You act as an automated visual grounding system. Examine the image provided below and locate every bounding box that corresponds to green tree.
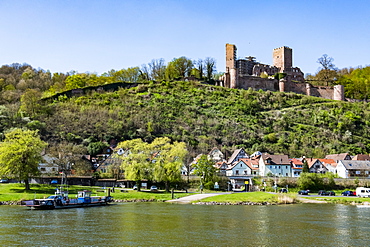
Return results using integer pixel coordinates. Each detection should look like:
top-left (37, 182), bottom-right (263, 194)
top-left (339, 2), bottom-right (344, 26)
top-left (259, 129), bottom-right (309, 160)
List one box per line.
top-left (167, 57), bottom-right (193, 79)
top-left (150, 137), bottom-right (187, 192)
top-left (20, 88), bottom-right (42, 117)
top-left (302, 159), bottom-right (309, 173)
top-left (297, 173), bottom-right (324, 191)
top-left (117, 139), bottom-right (152, 191)
top-left (0, 128), bottom-right (47, 190)
top-left (317, 54), bottom-right (338, 85)
top-left (193, 154), bottom-right (216, 187)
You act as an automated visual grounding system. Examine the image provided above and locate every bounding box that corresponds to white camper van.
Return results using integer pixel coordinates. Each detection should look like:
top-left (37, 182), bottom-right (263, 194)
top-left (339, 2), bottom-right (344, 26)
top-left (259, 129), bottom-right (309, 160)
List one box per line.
top-left (356, 187), bottom-right (370, 198)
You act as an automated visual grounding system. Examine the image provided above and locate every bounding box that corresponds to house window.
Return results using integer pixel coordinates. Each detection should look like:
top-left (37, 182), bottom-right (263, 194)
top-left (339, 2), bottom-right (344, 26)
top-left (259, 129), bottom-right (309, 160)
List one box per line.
top-left (366, 171), bottom-right (369, 175)
top-left (40, 168), bottom-right (46, 172)
top-left (356, 171), bottom-right (361, 175)
top-left (52, 168), bottom-right (56, 171)
top-left (241, 164), bottom-right (242, 167)
top-left (279, 166), bottom-right (281, 169)
top-left (236, 170), bottom-right (239, 175)
top-left (286, 173), bottom-right (288, 176)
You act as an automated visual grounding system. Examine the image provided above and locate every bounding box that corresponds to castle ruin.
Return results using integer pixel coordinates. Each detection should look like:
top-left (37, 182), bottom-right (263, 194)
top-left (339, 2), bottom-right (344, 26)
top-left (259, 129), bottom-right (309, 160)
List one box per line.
top-left (220, 43), bottom-right (344, 101)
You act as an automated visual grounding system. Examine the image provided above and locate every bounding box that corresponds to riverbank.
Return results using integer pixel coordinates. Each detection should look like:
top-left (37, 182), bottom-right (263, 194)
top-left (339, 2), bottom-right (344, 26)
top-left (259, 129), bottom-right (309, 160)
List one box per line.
top-left (2, 184), bottom-right (370, 206)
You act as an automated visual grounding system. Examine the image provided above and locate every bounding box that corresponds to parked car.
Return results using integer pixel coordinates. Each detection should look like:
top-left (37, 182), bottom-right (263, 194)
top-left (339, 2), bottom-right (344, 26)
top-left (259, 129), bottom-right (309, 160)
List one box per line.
top-left (327, 191), bottom-right (336, 196)
top-left (133, 185), bottom-right (138, 190)
top-left (318, 190), bottom-right (335, 196)
top-left (341, 190), bottom-right (355, 196)
top-left (298, 190), bottom-right (309, 195)
top-left (150, 186), bottom-right (158, 192)
top-left (318, 190), bottom-right (328, 195)
top-left (279, 188), bottom-right (288, 193)
top-left (0, 179), bottom-right (9, 183)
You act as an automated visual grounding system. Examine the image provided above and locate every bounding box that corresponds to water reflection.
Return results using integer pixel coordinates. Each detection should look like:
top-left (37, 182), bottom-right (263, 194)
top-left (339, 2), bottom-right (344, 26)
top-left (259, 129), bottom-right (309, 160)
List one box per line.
top-left (0, 203), bottom-right (369, 246)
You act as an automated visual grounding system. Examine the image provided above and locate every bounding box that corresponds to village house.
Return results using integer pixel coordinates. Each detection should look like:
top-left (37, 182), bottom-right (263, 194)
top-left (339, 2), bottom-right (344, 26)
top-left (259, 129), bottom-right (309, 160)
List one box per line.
top-left (319, 159), bottom-right (337, 174)
top-left (214, 160), bottom-right (228, 176)
top-left (337, 160), bottom-right (370, 178)
top-left (208, 147), bottom-right (225, 163)
top-left (325, 153), bottom-right (351, 163)
top-left (290, 158), bottom-right (303, 177)
top-left (38, 154), bottom-right (59, 175)
top-left (352, 154), bottom-right (370, 161)
top-left (259, 154), bottom-right (291, 177)
top-left (226, 158), bottom-right (254, 190)
top-left (307, 158), bottom-right (328, 174)
top-left (227, 148), bottom-right (249, 165)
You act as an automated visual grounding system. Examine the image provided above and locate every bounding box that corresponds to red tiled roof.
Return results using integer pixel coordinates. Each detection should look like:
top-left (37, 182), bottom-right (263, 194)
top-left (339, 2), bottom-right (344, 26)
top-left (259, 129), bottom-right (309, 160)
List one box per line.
top-left (290, 158), bottom-right (303, 165)
top-left (239, 158), bottom-right (259, 170)
top-left (318, 159), bottom-right (337, 167)
top-left (306, 158), bottom-right (320, 168)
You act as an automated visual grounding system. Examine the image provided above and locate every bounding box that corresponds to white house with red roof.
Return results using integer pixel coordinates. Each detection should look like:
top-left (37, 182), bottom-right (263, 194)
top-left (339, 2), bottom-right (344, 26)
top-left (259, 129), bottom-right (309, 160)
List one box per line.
top-left (290, 158), bottom-right (303, 177)
top-left (319, 159), bottom-right (337, 174)
top-left (307, 158), bottom-right (328, 174)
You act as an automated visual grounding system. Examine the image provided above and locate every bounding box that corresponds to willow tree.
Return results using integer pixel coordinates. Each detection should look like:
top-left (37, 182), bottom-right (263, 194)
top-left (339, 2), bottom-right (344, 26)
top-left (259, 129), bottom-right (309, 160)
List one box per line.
top-left (117, 138), bottom-right (152, 191)
top-left (0, 128), bottom-right (47, 190)
top-left (117, 137), bottom-right (187, 192)
top-left (150, 137), bottom-right (187, 192)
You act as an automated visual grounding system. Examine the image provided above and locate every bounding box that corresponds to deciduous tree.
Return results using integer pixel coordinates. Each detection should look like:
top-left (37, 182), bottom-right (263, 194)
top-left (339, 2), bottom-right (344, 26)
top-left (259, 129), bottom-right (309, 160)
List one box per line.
top-left (150, 137), bottom-right (187, 192)
top-left (0, 128), bottom-right (47, 190)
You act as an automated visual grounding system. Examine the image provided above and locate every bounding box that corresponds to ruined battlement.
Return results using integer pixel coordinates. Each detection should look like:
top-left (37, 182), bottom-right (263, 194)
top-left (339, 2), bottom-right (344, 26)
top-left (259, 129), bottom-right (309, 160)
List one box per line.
top-left (222, 43), bottom-right (344, 101)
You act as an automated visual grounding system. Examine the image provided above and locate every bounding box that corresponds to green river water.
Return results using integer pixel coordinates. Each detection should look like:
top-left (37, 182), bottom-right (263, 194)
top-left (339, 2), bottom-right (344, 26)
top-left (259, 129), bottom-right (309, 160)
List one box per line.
top-left (0, 203), bottom-right (369, 246)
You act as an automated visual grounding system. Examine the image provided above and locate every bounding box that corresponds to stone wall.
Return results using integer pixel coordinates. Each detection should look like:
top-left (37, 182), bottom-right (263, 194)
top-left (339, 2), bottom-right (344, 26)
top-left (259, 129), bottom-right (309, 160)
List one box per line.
top-left (310, 86), bottom-right (336, 100)
top-left (237, 75), bottom-right (278, 91)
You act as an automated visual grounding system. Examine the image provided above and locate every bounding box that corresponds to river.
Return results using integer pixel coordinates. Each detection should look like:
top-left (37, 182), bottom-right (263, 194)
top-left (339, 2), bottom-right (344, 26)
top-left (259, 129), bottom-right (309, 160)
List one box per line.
top-left (0, 203), bottom-right (369, 246)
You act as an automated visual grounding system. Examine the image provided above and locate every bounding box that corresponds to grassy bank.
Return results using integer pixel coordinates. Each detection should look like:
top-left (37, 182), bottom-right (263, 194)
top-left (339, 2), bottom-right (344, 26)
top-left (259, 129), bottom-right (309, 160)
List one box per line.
top-left (197, 192), bottom-right (286, 204)
top-left (0, 183), bottom-right (192, 203)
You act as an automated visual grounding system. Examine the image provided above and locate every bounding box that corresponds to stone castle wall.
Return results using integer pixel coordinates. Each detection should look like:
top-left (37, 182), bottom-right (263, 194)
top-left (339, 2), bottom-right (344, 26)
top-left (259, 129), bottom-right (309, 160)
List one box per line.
top-left (237, 76), bottom-right (278, 91)
top-left (236, 76), bottom-right (339, 100)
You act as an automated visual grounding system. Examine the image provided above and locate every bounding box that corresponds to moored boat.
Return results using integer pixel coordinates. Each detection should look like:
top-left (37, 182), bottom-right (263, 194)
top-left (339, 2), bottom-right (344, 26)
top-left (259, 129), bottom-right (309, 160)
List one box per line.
top-left (21, 189), bottom-right (113, 210)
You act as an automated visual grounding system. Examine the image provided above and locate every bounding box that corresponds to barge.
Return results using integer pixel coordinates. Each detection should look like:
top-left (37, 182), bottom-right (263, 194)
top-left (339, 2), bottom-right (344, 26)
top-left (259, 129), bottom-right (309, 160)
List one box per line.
top-left (21, 189), bottom-right (113, 210)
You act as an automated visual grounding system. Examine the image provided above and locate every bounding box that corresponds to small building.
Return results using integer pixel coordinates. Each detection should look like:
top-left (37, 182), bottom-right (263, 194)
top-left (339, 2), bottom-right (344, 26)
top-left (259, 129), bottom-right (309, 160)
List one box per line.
top-left (325, 153), bottom-right (351, 163)
top-left (227, 148), bottom-right (249, 165)
top-left (337, 160), bottom-right (370, 178)
top-left (319, 159), bottom-right (337, 174)
top-left (352, 154), bottom-right (370, 161)
top-left (38, 154), bottom-right (59, 175)
top-left (208, 147), bottom-right (225, 163)
top-left (307, 158), bottom-right (328, 174)
top-left (290, 158), bottom-right (303, 177)
top-left (259, 154), bottom-right (291, 177)
top-left (214, 160), bottom-right (228, 176)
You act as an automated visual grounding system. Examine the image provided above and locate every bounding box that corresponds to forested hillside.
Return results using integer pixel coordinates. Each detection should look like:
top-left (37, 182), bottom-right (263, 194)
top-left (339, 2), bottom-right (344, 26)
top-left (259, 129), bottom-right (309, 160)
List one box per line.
top-left (27, 80), bottom-right (370, 159)
top-left (1, 62), bottom-right (370, 160)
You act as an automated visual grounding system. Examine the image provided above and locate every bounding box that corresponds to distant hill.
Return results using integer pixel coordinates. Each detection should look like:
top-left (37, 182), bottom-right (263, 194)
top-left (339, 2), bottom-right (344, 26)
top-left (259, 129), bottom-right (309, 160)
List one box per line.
top-left (35, 80), bottom-right (370, 158)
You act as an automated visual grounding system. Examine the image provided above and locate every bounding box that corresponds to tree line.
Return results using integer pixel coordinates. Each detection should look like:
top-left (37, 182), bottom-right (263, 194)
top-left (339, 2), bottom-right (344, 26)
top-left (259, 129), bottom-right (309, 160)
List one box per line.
top-left (306, 54), bottom-right (370, 100)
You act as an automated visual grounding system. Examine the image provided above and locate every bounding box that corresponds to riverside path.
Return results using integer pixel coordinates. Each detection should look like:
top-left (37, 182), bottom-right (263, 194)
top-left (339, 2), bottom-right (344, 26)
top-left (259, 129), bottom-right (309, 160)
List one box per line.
top-left (167, 193), bottom-right (231, 204)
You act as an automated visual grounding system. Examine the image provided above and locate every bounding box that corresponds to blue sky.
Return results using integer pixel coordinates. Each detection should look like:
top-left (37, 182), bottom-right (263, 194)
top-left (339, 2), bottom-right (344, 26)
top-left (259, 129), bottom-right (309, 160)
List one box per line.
top-left (1, 0), bottom-right (369, 76)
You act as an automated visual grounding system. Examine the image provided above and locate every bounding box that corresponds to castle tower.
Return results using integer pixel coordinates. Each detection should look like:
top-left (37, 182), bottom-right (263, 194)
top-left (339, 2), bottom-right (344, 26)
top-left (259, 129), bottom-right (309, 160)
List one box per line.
top-left (225, 44), bottom-right (238, 88)
top-left (273, 46), bottom-right (293, 73)
top-left (226, 43), bottom-right (237, 70)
